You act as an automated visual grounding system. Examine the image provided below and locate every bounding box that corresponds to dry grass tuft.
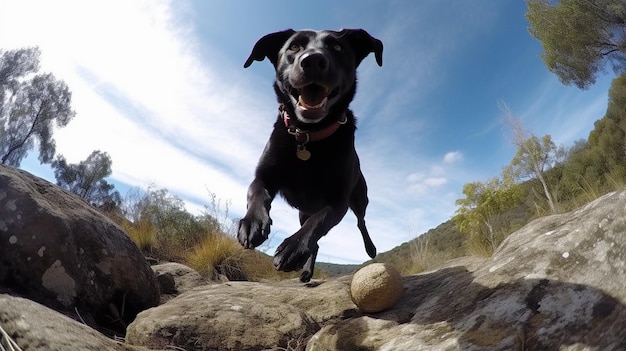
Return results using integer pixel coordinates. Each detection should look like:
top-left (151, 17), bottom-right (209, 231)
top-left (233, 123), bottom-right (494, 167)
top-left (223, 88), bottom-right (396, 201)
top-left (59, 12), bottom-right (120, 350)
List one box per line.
top-left (405, 238), bottom-right (455, 274)
top-left (121, 220), bottom-right (157, 253)
top-left (186, 233), bottom-right (250, 280)
top-left (185, 233), bottom-right (309, 281)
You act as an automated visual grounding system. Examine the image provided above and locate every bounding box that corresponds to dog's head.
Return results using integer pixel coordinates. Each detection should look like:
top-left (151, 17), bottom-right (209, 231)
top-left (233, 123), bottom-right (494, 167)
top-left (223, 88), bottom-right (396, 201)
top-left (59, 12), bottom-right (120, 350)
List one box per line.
top-left (245, 29), bottom-right (383, 123)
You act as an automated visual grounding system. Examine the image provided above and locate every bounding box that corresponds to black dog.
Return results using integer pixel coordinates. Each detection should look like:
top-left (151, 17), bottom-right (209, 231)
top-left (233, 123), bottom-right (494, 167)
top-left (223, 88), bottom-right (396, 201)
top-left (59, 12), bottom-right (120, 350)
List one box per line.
top-left (238, 29), bottom-right (383, 282)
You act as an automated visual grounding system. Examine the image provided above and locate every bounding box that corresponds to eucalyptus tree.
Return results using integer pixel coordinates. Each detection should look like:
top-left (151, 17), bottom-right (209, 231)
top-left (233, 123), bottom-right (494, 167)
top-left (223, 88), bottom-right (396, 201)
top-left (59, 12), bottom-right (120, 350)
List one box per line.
top-left (526, 0), bottom-right (626, 89)
top-left (52, 150), bottom-right (121, 209)
top-left (0, 47), bottom-right (75, 166)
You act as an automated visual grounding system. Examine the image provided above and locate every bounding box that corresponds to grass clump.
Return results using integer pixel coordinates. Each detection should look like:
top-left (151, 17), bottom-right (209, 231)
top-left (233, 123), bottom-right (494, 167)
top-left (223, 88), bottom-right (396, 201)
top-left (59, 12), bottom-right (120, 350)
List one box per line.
top-left (185, 232), bottom-right (304, 281)
top-left (120, 219), bottom-right (157, 254)
top-left (186, 232), bottom-right (250, 281)
top-left (405, 237), bottom-right (455, 274)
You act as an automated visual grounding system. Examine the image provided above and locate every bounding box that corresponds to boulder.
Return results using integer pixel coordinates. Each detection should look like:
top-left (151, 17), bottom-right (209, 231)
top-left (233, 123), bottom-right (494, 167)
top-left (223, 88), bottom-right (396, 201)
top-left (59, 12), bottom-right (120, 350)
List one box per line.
top-left (151, 262), bottom-right (207, 302)
top-left (0, 165), bottom-right (159, 333)
top-left (0, 294), bottom-right (148, 351)
top-left (126, 279), bottom-right (355, 350)
top-left (308, 189), bottom-right (626, 350)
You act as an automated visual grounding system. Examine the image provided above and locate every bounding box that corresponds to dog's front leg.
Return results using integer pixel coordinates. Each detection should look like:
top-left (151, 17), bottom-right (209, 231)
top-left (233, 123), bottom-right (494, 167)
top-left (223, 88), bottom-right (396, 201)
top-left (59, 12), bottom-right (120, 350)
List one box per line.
top-left (274, 205), bottom-right (348, 282)
top-left (238, 178), bottom-right (275, 249)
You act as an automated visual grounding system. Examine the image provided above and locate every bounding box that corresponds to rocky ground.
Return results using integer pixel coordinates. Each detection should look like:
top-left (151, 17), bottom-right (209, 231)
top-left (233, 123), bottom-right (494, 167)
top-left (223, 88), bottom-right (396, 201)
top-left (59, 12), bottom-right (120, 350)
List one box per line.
top-left (2, 165), bottom-right (626, 350)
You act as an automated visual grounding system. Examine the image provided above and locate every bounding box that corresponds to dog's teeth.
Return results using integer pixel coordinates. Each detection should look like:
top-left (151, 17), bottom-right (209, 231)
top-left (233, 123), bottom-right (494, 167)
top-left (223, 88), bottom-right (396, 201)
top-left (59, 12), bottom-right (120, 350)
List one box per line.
top-left (298, 96), bottom-right (327, 109)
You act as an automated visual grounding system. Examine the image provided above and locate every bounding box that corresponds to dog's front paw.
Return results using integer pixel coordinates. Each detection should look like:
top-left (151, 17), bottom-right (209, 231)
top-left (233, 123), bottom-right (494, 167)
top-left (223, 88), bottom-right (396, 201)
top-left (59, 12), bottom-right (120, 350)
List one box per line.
top-left (274, 236), bottom-right (317, 282)
top-left (238, 209), bottom-right (271, 249)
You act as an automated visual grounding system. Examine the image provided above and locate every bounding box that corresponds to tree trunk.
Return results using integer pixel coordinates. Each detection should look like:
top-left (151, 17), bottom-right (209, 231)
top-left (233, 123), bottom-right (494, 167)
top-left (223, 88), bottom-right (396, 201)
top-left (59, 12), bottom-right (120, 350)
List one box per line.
top-left (536, 170), bottom-right (556, 213)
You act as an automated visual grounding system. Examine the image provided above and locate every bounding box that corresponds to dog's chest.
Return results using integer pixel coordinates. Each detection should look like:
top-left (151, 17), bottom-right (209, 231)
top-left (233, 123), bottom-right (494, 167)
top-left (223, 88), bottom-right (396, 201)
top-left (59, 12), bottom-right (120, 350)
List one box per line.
top-left (277, 148), bottom-right (355, 209)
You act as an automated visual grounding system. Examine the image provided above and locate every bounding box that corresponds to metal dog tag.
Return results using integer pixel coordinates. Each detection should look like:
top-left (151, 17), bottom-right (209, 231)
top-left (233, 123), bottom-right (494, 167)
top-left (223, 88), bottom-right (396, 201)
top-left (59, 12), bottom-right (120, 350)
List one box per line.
top-left (296, 145), bottom-right (311, 161)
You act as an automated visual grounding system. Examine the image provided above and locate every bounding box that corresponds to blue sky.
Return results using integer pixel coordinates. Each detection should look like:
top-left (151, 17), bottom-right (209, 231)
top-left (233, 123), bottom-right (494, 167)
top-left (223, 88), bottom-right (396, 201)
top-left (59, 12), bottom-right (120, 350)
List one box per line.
top-left (1, 1), bottom-right (614, 264)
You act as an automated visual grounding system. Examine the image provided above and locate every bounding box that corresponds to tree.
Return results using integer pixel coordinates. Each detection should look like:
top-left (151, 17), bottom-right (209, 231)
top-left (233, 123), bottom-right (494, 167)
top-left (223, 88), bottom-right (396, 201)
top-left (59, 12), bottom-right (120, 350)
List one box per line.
top-left (506, 134), bottom-right (564, 213)
top-left (120, 186), bottom-right (228, 259)
top-left (526, 0), bottom-right (626, 89)
top-left (52, 150), bottom-right (121, 210)
top-left (558, 74), bottom-right (626, 196)
top-left (0, 47), bottom-right (75, 166)
top-left (501, 103), bottom-right (564, 213)
top-left (453, 177), bottom-right (524, 254)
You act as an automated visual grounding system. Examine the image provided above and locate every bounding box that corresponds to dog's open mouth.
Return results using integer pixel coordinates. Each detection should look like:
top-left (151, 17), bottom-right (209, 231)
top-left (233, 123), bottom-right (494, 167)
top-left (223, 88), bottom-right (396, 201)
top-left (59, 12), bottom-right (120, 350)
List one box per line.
top-left (298, 84), bottom-right (329, 109)
top-left (293, 84), bottom-right (336, 122)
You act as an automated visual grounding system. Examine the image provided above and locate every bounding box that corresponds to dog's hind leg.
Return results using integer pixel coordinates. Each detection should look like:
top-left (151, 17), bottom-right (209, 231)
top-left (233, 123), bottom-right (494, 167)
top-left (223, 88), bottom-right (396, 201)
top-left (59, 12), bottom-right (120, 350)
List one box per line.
top-left (299, 211), bottom-right (311, 225)
top-left (350, 173), bottom-right (377, 258)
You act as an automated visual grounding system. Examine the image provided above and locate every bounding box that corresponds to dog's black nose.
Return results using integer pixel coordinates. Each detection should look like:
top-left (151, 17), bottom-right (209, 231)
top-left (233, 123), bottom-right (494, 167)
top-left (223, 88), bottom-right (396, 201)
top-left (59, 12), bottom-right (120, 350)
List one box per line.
top-left (300, 52), bottom-right (328, 74)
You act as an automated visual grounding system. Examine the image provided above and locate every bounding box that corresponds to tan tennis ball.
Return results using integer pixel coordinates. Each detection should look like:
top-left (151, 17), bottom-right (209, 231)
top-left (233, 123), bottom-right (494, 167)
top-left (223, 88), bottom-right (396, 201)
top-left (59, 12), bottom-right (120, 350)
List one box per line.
top-left (350, 263), bottom-right (404, 313)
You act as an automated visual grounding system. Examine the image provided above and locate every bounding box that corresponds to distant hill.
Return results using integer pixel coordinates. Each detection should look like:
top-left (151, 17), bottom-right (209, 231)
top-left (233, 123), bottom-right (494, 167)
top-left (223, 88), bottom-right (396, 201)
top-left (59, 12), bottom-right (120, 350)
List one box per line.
top-left (369, 187), bottom-right (535, 274)
top-left (369, 220), bottom-right (465, 273)
top-left (315, 262), bottom-right (362, 276)
top-left (313, 221), bottom-right (466, 277)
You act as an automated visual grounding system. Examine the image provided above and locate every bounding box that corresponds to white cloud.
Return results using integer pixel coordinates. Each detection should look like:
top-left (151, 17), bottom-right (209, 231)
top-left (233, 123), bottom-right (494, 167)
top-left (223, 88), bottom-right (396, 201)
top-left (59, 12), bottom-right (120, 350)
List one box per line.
top-left (4, 1), bottom-right (566, 266)
top-left (0, 0), bottom-right (268, 217)
top-left (444, 151), bottom-right (463, 163)
top-left (406, 167), bottom-right (448, 195)
top-left (2, 0), bottom-right (408, 264)
top-left (406, 172), bottom-right (425, 183)
top-left (408, 177), bottom-right (447, 194)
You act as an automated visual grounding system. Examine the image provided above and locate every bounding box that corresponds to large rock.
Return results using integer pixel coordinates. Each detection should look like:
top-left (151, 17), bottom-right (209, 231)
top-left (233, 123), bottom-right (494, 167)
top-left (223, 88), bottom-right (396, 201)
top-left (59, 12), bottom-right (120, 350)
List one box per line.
top-left (308, 189), bottom-right (626, 350)
top-left (151, 262), bottom-right (207, 303)
top-left (0, 294), bottom-right (148, 351)
top-left (0, 166), bottom-right (159, 333)
top-left (126, 279), bottom-right (354, 350)
top-left (127, 189), bottom-right (626, 350)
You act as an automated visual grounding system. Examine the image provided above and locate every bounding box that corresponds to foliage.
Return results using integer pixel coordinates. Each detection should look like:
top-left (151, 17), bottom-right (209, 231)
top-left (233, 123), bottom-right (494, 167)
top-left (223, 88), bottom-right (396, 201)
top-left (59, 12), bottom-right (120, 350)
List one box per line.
top-left (0, 47), bottom-right (75, 166)
top-left (119, 186), bottom-right (218, 260)
top-left (52, 150), bottom-right (121, 210)
top-left (505, 133), bottom-right (564, 213)
top-left (557, 74), bottom-right (626, 206)
top-left (501, 103), bottom-right (565, 214)
top-left (526, 0), bottom-right (626, 89)
top-left (114, 186), bottom-right (331, 280)
top-left (506, 135), bottom-right (564, 181)
top-left (453, 177), bottom-right (525, 256)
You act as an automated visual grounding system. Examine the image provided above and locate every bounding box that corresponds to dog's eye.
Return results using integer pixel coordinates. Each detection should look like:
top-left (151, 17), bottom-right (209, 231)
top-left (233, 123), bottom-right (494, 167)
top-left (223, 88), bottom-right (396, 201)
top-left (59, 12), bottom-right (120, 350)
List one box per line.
top-left (289, 44), bottom-right (301, 53)
top-left (333, 44), bottom-right (342, 52)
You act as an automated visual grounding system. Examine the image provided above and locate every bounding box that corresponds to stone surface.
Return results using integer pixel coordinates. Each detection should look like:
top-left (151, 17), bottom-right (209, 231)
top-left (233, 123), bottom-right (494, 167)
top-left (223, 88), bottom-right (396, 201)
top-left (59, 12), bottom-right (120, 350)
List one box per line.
top-left (0, 294), bottom-right (147, 351)
top-left (350, 263), bottom-right (403, 313)
top-left (126, 279), bottom-right (355, 350)
top-left (5, 163), bottom-right (626, 350)
top-left (130, 189), bottom-right (626, 350)
top-left (307, 189), bottom-right (626, 350)
top-left (0, 165), bottom-right (159, 332)
top-left (151, 262), bottom-right (207, 302)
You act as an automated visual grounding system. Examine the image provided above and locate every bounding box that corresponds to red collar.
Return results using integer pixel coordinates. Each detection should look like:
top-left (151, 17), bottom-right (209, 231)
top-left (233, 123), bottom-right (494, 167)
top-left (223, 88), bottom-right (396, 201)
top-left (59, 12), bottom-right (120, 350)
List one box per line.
top-left (279, 104), bottom-right (346, 144)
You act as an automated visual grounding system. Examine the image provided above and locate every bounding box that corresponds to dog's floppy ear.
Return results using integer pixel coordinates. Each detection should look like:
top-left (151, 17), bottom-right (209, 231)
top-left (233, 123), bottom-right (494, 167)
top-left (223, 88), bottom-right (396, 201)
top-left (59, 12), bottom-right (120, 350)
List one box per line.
top-left (244, 29), bottom-right (296, 68)
top-left (339, 29), bottom-right (383, 68)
